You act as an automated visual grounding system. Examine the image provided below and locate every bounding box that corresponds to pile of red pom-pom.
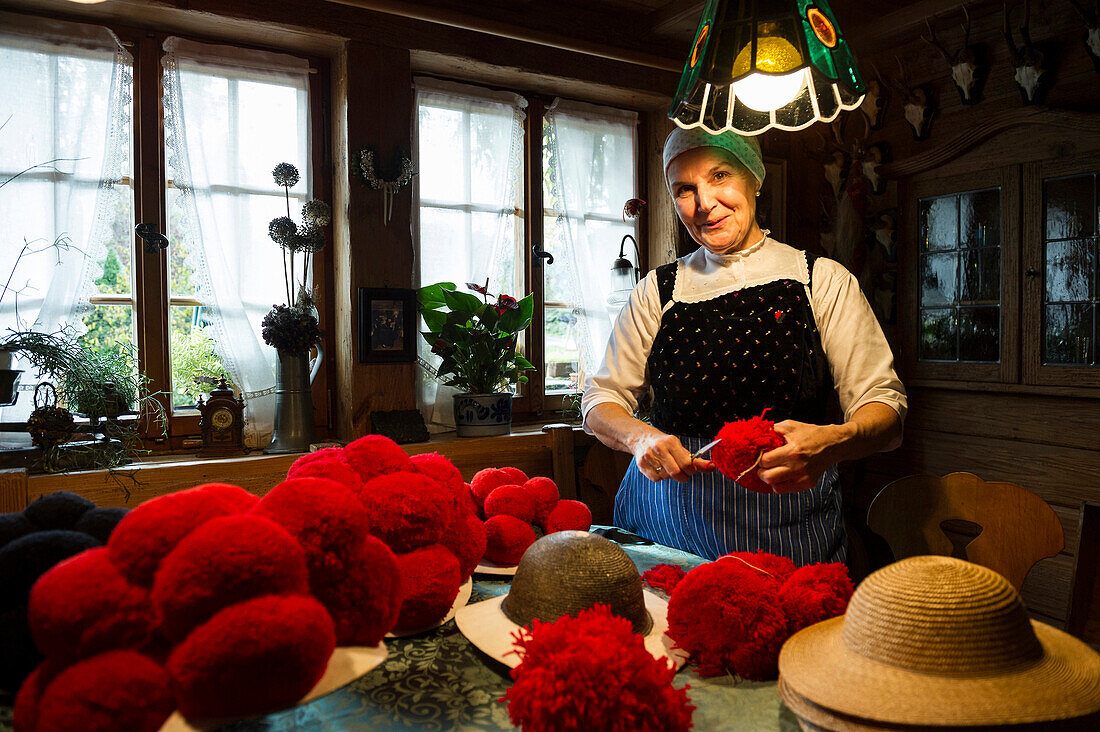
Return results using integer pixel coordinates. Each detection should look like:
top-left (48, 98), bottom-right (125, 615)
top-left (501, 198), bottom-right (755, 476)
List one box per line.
top-left (469, 467), bottom-right (592, 565)
top-left (710, 411), bottom-right (786, 493)
top-left (286, 435), bottom-right (484, 633)
top-left (503, 604), bottom-right (694, 731)
top-left (665, 552), bottom-right (853, 680)
top-left (14, 431), bottom-right (475, 730)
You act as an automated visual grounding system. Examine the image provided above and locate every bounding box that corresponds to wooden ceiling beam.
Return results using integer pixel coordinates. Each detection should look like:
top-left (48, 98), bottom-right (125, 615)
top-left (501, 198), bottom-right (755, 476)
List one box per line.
top-left (645, 0), bottom-right (704, 38)
top-left (322, 0), bottom-right (681, 71)
top-left (846, 0), bottom-right (999, 53)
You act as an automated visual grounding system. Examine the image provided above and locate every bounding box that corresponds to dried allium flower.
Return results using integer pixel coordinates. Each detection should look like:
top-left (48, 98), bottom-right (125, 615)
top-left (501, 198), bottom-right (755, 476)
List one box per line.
top-left (301, 199), bottom-right (331, 227)
top-left (272, 162), bottom-right (300, 188)
top-left (268, 216), bottom-right (298, 245)
top-left (261, 304), bottom-right (322, 354)
top-left (286, 225), bottom-right (325, 253)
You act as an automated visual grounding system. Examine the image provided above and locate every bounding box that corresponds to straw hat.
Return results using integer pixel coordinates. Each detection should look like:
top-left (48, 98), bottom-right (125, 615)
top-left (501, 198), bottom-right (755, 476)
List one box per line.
top-left (454, 530), bottom-right (686, 669)
top-left (779, 556), bottom-right (1100, 728)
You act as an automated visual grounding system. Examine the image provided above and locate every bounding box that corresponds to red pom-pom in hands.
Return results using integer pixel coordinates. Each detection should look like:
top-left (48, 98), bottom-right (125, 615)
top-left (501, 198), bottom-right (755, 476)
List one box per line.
top-left (710, 412), bottom-right (786, 493)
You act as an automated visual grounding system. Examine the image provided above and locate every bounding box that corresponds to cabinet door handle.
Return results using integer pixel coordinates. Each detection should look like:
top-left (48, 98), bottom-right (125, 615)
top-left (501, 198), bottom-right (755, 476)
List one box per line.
top-left (1025, 267), bottom-right (1039, 279)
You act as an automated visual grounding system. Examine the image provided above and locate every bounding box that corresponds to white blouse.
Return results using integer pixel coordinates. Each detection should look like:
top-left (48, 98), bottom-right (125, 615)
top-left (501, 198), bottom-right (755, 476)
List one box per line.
top-left (580, 236), bottom-right (907, 432)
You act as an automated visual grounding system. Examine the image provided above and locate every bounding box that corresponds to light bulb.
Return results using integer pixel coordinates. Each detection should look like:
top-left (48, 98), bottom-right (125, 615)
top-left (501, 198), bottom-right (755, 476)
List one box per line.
top-left (730, 68), bottom-right (808, 112)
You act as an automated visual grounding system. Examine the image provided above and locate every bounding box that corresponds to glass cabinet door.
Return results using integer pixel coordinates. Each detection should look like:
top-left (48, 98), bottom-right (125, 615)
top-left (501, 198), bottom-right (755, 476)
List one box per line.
top-left (1024, 153), bottom-right (1100, 388)
top-left (905, 167), bottom-right (1019, 383)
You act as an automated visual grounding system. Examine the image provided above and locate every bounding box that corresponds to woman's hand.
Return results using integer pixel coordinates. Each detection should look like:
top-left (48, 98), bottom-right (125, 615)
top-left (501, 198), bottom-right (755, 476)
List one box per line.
top-left (756, 420), bottom-right (843, 493)
top-left (631, 428), bottom-right (715, 483)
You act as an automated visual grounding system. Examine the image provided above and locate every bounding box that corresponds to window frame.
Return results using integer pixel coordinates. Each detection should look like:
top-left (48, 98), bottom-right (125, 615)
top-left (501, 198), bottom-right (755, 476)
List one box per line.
top-left (108, 27), bottom-right (334, 448)
top-left (1022, 149), bottom-right (1100, 389)
top-left (417, 82), bottom-right (647, 418)
top-left (901, 165), bottom-right (1021, 384)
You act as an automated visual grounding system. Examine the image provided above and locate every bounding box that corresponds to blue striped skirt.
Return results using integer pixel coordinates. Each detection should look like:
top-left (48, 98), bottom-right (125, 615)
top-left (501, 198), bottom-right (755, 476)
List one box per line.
top-left (613, 435), bottom-right (846, 565)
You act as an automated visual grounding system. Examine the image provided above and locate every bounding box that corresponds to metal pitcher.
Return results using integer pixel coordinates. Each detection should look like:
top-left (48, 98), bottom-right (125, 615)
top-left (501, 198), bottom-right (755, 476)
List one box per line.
top-left (264, 343), bottom-right (324, 454)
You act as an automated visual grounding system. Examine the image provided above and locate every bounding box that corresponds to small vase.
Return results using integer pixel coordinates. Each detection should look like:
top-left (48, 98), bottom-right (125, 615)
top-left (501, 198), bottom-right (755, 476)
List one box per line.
top-left (453, 392), bottom-right (512, 438)
top-left (265, 345), bottom-right (323, 454)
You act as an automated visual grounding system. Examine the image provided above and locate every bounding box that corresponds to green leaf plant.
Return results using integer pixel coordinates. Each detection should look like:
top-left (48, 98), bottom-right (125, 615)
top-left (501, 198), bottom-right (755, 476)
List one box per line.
top-left (418, 280), bottom-right (535, 395)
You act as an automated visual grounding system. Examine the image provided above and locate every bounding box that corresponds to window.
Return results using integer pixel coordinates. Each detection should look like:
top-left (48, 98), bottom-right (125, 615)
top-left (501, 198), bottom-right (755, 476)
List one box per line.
top-left (0, 16), bottom-right (326, 447)
top-left (904, 150), bottom-right (1100, 389)
top-left (415, 78), bottom-right (640, 424)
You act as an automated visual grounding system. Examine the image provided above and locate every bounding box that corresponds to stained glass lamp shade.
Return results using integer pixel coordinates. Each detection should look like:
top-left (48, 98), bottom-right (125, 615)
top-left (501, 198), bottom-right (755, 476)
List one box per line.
top-left (670, 0), bottom-right (865, 135)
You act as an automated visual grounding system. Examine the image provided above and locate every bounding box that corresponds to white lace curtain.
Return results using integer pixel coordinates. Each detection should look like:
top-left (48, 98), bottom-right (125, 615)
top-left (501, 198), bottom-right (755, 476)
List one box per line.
top-left (414, 77), bottom-right (526, 432)
top-left (162, 37), bottom-right (312, 446)
top-left (543, 99), bottom-right (639, 385)
top-left (0, 15), bottom-right (131, 440)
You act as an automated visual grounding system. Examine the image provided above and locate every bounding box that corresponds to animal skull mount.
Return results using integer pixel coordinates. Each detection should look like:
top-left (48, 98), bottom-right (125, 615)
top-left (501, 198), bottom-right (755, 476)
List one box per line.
top-left (923, 6), bottom-right (987, 105)
top-left (859, 77), bottom-right (889, 130)
top-left (1004, 1), bottom-right (1049, 105)
top-left (1067, 0), bottom-right (1100, 72)
top-left (887, 57), bottom-right (936, 141)
top-left (862, 142), bottom-right (890, 197)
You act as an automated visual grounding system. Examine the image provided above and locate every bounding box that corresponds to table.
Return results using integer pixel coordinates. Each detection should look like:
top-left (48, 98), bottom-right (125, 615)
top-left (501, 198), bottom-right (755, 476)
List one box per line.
top-left (219, 538), bottom-right (801, 732)
top-left (0, 537), bottom-right (801, 732)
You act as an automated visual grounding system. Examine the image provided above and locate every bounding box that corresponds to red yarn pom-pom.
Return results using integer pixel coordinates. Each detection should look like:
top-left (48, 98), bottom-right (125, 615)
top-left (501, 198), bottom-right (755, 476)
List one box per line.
top-left (666, 556), bottom-right (789, 680)
top-left (484, 484), bottom-right (537, 524)
top-left (483, 514), bottom-right (537, 565)
top-left (440, 508), bottom-right (487, 580)
top-left (469, 468), bottom-right (515, 512)
top-left (409, 452), bottom-right (467, 514)
top-left (286, 449), bottom-right (363, 494)
top-left (29, 547), bottom-right (157, 664)
top-left (151, 515), bottom-right (309, 644)
top-left (358, 472), bottom-right (454, 553)
top-left (523, 477), bottom-right (559, 525)
top-left (194, 483), bottom-right (259, 513)
top-left (342, 434), bottom-right (413, 482)
top-left (711, 413), bottom-right (786, 493)
top-left (498, 467), bottom-right (529, 485)
top-left (778, 562), bottom-right (853, 634)
top-left (392, 544), bottom-right (462, 633)
top-left (504, 604), bottom-right (694, 732)
top-left (107, 484), bottom-right (254, 587)
top-left (168, 595), bottom-right (335, 721)
top-left (34, 651), bottom-right (173, 732)
top-left (543, 499), bottom-right (592, 534)
top-left (323, 535), bottom-right (404, 646)
top-left (640, 563), bottom-right (687, 595)
top-left (13, 660), bottom-right (63, 732)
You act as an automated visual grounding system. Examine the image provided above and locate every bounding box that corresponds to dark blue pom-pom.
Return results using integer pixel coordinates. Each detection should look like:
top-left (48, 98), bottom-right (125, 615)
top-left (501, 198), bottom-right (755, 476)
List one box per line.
top-left (74, 507), bottom-right (130, 543)
top-left (24, 491), bottom-right (96, 531)
top-left (0, 512), bottom-right (33, 550)
top-left (0, 530), bottom-right (100, 613)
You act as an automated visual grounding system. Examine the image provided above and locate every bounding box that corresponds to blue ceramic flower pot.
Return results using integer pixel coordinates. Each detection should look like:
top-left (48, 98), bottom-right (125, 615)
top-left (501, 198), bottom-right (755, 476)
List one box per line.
top-left (453, 393), bottom-right (512, 437)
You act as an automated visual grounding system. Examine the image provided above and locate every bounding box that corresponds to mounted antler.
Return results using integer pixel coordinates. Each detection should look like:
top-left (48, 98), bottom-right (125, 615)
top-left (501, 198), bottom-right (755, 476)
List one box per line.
top-left (859, 63), bottom-right (890, 130)
top-left (923, 5), bottom-right (986, 104)
top-left (1066, 0), bottom-right (1100, 70)
top-left (885, 56), bottom-right (936, 141)
top-left (1004, 1), bottom-right (1048, 104)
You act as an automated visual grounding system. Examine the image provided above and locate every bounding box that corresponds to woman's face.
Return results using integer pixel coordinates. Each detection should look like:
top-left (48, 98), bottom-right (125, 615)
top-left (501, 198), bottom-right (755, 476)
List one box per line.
top-left (666, 147), bottom-right (761, 256)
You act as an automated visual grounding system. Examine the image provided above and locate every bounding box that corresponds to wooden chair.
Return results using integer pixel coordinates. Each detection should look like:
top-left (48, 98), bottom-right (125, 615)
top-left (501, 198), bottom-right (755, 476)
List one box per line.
top-left (1068, 502), bottom-right (1100, 643)
top-left (866, 472), bottom-right (1064, 590)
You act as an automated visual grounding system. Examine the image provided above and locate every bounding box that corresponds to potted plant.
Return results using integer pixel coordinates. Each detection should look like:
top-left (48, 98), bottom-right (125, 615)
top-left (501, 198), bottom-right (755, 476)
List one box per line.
top-left (261, 162), bottom-right (329, 454)
top-left (418, 280), bottom-right (534, 437)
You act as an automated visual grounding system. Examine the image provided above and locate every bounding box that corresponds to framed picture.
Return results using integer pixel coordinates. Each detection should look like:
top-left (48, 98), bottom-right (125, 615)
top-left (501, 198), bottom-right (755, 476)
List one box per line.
top-left (758, 157), bottom-right (787, 243)
top-left (358, 287), bottom-right (416, 363)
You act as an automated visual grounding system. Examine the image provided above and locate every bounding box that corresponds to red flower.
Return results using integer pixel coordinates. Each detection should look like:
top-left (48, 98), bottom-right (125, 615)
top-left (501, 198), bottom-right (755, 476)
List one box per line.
top-left (495, 295), bottom-right (519, 314)
top-left (431, 339), bottom-right (451, 356)
top-left (623, 198), bottom-right (647, 221)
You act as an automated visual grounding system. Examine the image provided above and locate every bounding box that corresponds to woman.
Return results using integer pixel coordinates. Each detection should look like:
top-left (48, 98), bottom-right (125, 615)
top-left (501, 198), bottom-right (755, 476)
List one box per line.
top-left (582, 127), bottom-right (906, 564)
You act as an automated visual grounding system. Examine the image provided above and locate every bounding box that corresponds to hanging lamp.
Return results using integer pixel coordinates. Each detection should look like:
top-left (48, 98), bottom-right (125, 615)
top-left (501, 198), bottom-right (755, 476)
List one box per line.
top-left (670, 0), bottom-right (865, 135)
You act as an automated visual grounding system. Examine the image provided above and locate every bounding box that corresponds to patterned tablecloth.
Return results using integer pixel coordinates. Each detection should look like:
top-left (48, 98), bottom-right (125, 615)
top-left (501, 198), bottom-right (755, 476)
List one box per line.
top-left (0, 535), bottom-right (801, 732)
top-left (221, 536), bottom-right (801, 732)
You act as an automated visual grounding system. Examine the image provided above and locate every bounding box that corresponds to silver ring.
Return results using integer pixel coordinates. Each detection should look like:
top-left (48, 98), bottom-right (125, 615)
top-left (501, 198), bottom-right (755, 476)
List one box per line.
top-left (654, 465), bottom-right (663, 473)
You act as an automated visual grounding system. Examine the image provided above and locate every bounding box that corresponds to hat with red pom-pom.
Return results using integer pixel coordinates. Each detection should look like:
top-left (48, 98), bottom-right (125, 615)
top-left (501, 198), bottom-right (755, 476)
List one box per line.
top-left (503, 604), bottom-right (694, 732)
top-left (456, 531), bottom-right (685, 669)
top-left (666, 551), bottom-right (850, 681)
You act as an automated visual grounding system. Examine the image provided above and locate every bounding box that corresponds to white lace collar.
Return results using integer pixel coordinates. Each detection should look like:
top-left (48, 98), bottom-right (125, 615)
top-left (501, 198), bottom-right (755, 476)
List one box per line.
top-left (671, 235), bottom-right (810, 304)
